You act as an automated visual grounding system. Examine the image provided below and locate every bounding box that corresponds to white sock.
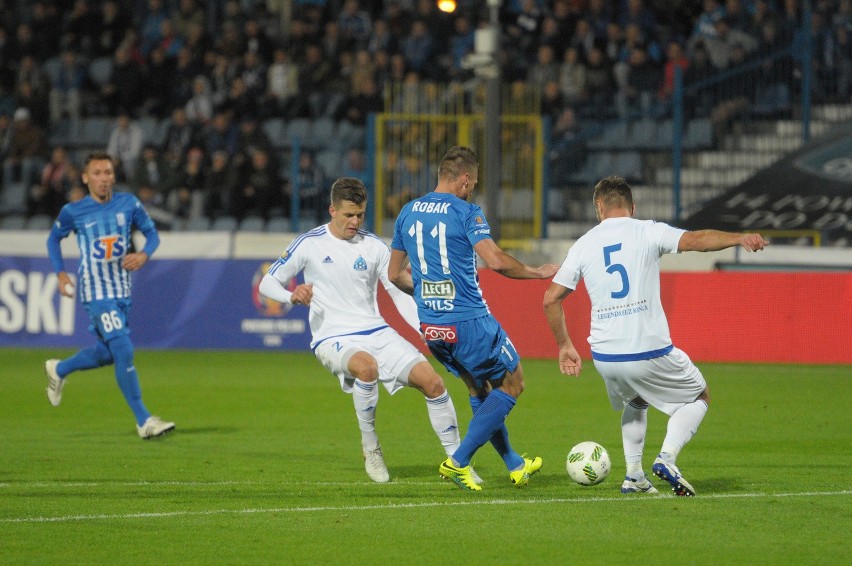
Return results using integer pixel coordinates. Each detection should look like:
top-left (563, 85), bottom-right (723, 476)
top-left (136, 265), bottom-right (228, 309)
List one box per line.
top-left (622, 399), bottom-right (648, 478)
top-left (661, 399), bottom-right (709, 462)
top-left (425, 391), bottom-right (460, 456)
top-left (353, 378), bottom-right (379, 450)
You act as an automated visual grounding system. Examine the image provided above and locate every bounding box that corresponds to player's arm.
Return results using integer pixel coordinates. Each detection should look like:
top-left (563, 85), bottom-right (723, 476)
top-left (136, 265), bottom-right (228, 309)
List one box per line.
top-left (123, 204), bottom-right (161, 271)
top-left (543, 281), bottom-right (582, 376)
top-left (678, 230), bottom-right (767, 253)
top-left (388, 248), bottom-right (414, 295)
top-left (47, 207), bottom-right (75, 298)
top-left (259, 254), bottom-right (312, 305)
top-left (473, 238), bottom-right (560, 280)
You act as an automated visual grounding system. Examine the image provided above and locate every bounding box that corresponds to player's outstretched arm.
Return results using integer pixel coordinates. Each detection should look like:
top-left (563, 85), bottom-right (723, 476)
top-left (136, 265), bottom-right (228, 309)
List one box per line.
top-left (543, 281), bottom-right (582, 376)
top-left (474, 238), bottom-right (559, 280)
top-left (678, 230), bottom-right (768, 253)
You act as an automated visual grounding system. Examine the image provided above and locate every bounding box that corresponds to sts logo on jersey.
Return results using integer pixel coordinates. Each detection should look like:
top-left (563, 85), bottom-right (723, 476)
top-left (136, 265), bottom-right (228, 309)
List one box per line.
top-left (90, 235), bottom-right (127, 261)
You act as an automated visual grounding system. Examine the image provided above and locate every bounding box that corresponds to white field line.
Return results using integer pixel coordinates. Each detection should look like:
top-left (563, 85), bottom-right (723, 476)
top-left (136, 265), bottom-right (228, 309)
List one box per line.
top-left (1, 490), bottom-right (849, 524)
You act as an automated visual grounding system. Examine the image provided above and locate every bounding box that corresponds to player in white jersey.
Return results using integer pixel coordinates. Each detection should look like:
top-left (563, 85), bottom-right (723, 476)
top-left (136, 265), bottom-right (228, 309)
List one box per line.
top-left (44, 151), bottom-right (175, 439)
top-left (259, 177), bottom-right (471, 483)
top-left (543, 176), bottom-right (767, 496)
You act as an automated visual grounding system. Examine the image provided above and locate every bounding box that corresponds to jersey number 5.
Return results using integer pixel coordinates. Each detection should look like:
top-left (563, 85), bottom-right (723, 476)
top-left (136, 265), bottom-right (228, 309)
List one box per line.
top-left (603, 244), bottom-right (629, 299)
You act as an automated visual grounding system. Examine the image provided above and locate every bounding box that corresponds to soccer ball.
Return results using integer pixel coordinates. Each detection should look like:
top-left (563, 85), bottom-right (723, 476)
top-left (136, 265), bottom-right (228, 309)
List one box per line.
top-left (566, 441), bottom-right (611, 486)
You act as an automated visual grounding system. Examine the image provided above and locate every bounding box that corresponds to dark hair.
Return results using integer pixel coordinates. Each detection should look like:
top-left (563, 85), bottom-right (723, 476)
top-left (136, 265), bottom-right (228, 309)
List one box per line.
top-left (83, 151), bottom-right (115, 170)
top-left (593, 175), bottom-right (633, 211)
top-left (438, 146), bottom-right (479, 181)
top-left (330, 177), bottom-right (367, 207)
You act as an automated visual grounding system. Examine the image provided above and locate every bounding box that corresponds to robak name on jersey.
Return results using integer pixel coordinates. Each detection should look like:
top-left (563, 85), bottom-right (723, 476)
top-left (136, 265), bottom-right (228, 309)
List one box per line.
top-left (411, 201), bottom-right (451, 214)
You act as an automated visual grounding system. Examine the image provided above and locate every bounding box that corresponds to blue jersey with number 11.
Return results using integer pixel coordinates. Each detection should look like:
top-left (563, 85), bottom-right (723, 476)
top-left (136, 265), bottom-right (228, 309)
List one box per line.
top-left (391, 191), bottom-right (492, 324)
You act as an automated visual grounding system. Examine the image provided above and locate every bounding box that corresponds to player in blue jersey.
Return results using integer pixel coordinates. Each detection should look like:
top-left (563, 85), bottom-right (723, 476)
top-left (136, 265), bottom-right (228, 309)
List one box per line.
top-left (543, 176), bottom-right (766, 495)
top-left (389, 146), bottom-right (559, 491)
top-left (44, 151), bottom-right (175, 439)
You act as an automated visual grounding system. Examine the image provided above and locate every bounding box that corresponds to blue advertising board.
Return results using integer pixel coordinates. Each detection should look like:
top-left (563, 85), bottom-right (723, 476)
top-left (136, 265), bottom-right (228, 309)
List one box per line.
top-left (0, 257), bottom-right (311, 350)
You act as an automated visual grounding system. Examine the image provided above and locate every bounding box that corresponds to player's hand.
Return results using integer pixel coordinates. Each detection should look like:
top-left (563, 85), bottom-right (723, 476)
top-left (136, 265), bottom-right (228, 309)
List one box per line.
top-left (558, 345), bottom-right (582, 376)
top-left (57, 272), bottom-right (75, 298)
top-left (739, 233), bottom-right (768, 252)
top-left (122, 252), bottom-right (148, 271)
top-left (290, 283), bottom-right (314, 305)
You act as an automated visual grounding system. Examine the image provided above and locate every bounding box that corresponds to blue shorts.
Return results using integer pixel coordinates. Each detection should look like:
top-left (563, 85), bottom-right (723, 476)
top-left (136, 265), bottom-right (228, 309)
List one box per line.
top-left (423, 315), bottom-right (520, 386)
top-left (83, 299), bottom-right (132, 343)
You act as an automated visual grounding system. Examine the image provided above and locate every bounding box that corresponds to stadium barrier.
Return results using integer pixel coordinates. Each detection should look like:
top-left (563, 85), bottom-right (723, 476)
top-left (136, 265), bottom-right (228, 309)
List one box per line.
top-left (1, 231), bottom-right (849, 363)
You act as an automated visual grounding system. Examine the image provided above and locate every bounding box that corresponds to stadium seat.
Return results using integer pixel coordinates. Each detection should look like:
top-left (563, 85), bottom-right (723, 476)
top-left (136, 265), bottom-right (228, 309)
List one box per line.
top-left (334, 121), bottom-right (366, 151)
top-left (183, 217), bottom-right (211, 231)
top-left (683, 118), bottom-right (714, 149)
top-left (239, 216), bottom-right (266, 232)
top-left (79, 117), bottom-right (114, 147)
top-left (265, 217), bottom-right (291, 233)
top-left (42, 56), bottom-right (62, 85)
top-left (628, 119), bottom-right (659, 150)
top-left (286, 118), bottom-right (312, 149)
top-left (316, 149), bottom-right (343, 179)
top-left (88, 57), bottom-right (113, 89)
top-left (613, 151), bottom-right (643, 182)
top-left (138, 117), bottom-right (160, 145)
top-left (0, 214), bottom-right (27, 230)
top-left (263, 118), bottom-right (287, 149)
top-left (310, 118), bottom-right (337, 151)
top-left (25, 214), bottom-right (54, 230)
top-left (211, 216), bottom-right (238, 232)
top-left (587, 122), bottom-right (629, 150)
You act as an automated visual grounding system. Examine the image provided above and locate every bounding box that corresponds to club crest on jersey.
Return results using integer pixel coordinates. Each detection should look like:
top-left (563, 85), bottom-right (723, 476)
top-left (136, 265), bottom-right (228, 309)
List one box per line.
top-left (116, 212), bottom-right (126, 226)
top-left (90, 235), bottom-right (126, 261)
top-left (353, 255), bottom-right (367, 271)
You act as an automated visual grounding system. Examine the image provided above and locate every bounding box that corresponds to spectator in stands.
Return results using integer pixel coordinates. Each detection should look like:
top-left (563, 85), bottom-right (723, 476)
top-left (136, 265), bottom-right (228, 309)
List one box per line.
top-left (583, 46), bottom-right (616, 117)
top-left (835, 22), bottom-right (852, 102)
top-left (131, 143), bottom-right (172, 199)
top-left (0, 113), bottom-right (13, 165)
top-left (106, 111), bottom-right (144, 183)
top-left (185, 75), bottom-right (215, 126)
top-left (141, 46), bottom-right (175, 119)
top-left (218, 76), bottom-right (259, 119)
top-left (299, 43), bottom-right (335, 118)
top-left (48, 50), bottom-right (86, 123)
top-left (293, 150), bottom-right (327, 223)
top-left (529, 44), bottom-right (561, 89)
top-left (11, 23), bottom-right (41, 63)
top-left (139, 0), bottom-right (170, 58)
top-left (659, 40), bottom-right (691, 103)
top-left (172, 0), bottom-right (205, 42)
top-left (700, 16), bottom-right (758, 70)
top-left (169, 47), bottom-right (203, 110)
top-left (29, 2), bottom-right (62, 61)
top-left (154, 18), bottom-right (185, 60)
top-left (710, 42), bottom-right (759, 138)
top-left (541, 80), bottom-right (566, 123)
top-left (684, 42), bottom-right (716, 118)
top-left (569, 18), bottom-right (598, 60)
top-left (231, 148), bottom-right (283, 220)
top-left (617, 45), bottom-right (663, 118)
top-left (2, 108), bottom-right (46, 198)
top-left (203, 149), bottom-right (237, 219)
top-left (265, 47), bottom-right (301, 120)
top-left (166, 145), bottom-right (206, 221)
top-left (507, 0), bottom-right (545, 62)
top-left (367, 18), bottom-right (399, 56)
top-left (182, 21), bottom-right (210, 62)
top-left (400, 19), bottom-right (435, 77)
top-left (161, 106), bottom-right (200, 162)
top-left (235, 114), bottom-right (274, 172)
top-left (94, 0), bottom-right (131, 58)
top-left (206, 52), bottom-right (237, 110)
top-left (339, 76), bottom-right (383, 125)
top-left (337, 0), bottom-right (373, 50)
top-left (215, 21), bottom-right (244, 60)
top-left (62, 0), bottom-right (99, 58)
top-left (201, 111), bottom-right (240, 158)
top-left (15, 57), bottom-right (50, 128)
top-left (559, 46), bottom-right (588, 106)
top-left (238, 50), bottom-right (267, 102)
top-left (723, 0), bottom-right (753, 34)
top-left (540, 16), bottom-right (569, 60)
top-left (690, 0), bottom-right (726, 45)
top-left (619, 0), bottom-right (658, 43)
top-left (243, 17), bottom-right (274, 63)
top-left (586, 0), bottom-right (614, 39)
top-left (27, 145), bottom-right (73, 218)
top-left (101, 45), bottom-right (146, 116)
top-left (549, 106), bottom-right (586, 184)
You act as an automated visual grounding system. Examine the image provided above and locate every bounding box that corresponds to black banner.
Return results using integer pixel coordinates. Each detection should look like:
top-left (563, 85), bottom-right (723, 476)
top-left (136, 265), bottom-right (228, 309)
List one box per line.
top-left (681, 121), bottom-right (852, 244)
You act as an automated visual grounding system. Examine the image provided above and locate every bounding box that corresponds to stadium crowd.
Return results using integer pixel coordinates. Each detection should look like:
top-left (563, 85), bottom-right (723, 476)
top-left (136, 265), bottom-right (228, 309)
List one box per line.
top-left (0, 0), bottom-right (849, 228)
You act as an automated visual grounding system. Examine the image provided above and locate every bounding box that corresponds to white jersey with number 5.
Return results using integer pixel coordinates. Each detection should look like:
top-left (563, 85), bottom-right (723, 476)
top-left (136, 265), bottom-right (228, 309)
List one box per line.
top-left (553, 217), bottom-right (685, 359)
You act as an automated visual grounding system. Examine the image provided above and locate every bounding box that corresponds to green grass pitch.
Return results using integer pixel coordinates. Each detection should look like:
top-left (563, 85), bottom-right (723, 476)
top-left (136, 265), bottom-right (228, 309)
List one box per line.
top-left (1, 349), bottom-right (849, 564)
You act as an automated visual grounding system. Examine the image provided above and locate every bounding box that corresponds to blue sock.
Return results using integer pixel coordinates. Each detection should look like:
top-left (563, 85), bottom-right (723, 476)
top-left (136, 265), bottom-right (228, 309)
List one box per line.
top-left (453, 389), bottom-right (517, 467)
top-left (469, 395), bottom-right (524, 470)
top-left (107, 336), bottom-right (151, 426)
top-left (57, 342), bottom-right (113, 378)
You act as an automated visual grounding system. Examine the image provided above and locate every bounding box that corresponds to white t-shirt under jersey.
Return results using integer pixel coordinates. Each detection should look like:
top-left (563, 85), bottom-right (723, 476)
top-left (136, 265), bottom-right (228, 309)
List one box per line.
top-left (553, 217), bottom-right (685, 359)
top-left (264, 225), bottom-right (417, 350)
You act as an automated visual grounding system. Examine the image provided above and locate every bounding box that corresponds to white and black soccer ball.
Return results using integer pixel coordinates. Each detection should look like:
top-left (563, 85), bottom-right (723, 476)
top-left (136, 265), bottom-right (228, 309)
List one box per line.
top-left (566, 441), bottom-right (611, 486)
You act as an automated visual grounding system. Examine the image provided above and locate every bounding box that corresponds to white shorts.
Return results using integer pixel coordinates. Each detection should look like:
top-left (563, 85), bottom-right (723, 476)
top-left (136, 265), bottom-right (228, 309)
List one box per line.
top-left (592, 347), bottom-right (707, 416)
top-left (313, 326), bottom-right (427, 395)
